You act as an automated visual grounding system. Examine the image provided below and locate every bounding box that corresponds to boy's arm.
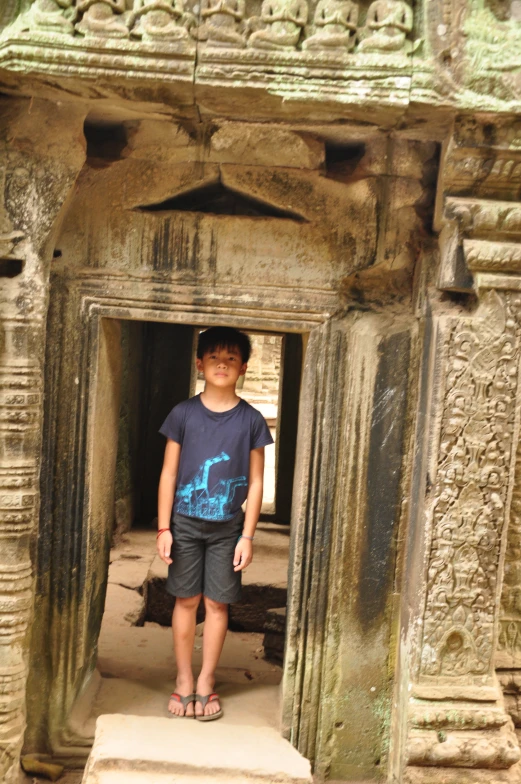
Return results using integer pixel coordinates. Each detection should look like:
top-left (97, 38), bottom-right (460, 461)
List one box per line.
top-left (234, 446), bottom-right (264, 572)
top-left (157, 439), bottom-right (181, 564)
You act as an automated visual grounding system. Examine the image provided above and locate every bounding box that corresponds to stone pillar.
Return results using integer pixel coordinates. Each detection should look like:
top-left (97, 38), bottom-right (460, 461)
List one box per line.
top-left (0, 99), bottom-right (85, 782)
top-left (402, 186), bottom-right (521, 780)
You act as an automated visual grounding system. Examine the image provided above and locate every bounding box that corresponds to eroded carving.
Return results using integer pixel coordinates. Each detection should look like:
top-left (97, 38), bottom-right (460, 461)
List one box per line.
top-left (410, 704), bottom-right (509, 730)
top-left (445, 199), bottom-right (521, 238)
top-left (25, 0), bottom-right (77, 35)
top-left (497, 419), bottom-right (521, 667)
top-left (247, 0), bottom-right (308, 50)
top-left (129, 0), bottom-right (196, 41)
top-left (301, 0), bottom-right (357, 52)
top-left (76, 0), bottom-right (129, 37)
top-left (420, 290), bottom-right (521, 681)
top-left (357, 0), bottom-right (414, 53)
top-left (198, 0), bottom-right (246, 48)
top-left (0, 365), bottom-right (41, 779)
top-left (465, 6), bottom-right (521, 67)
top-left (407, 724), bottom-right (520, 768)
top-left (465, 240), bottom-right (521, 274)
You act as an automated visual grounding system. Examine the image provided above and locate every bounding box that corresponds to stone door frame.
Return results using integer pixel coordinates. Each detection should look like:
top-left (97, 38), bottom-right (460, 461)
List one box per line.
top-left (40, 272), bottom-right (339, 766)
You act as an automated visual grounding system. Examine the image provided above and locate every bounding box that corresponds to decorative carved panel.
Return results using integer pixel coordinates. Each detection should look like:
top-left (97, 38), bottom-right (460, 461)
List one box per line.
top-left (419, 289), bottom-right (521, 685)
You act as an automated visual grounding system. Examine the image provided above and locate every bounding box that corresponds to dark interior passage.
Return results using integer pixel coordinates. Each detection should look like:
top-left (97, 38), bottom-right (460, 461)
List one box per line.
top-left (113, 321), bottom-right (194, 537)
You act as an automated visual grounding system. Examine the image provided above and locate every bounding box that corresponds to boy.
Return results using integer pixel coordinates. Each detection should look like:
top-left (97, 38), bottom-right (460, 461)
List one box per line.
top-left (157, 326), bottom-right (274, 720)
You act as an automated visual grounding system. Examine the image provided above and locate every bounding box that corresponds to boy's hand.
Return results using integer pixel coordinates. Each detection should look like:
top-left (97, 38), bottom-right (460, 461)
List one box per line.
top-left (233, 537), bottom-right (253, 572)
top-left (157, 531), bottom-right (173, 565)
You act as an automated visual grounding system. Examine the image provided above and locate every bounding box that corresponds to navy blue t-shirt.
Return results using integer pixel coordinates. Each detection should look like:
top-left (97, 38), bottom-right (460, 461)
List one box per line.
top-left (159, 395), bottom-right (273, 521)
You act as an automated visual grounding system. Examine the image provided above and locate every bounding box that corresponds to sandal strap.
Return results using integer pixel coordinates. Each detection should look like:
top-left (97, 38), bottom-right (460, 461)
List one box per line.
top-left (170, 692), bottom-right (195, 708)
top-left (195, 692), bottom-right (220, 709)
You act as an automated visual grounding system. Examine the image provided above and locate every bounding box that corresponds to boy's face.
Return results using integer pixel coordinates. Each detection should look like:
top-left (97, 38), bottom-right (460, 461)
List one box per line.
top-left (196, 345), bottom-right (247, 389)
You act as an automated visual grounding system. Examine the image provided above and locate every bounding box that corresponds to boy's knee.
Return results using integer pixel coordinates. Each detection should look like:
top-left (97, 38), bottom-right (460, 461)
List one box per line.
top-left (176, 593), bottom-right (202, 611)
top-left (204, 595), bottom-right (228, 614)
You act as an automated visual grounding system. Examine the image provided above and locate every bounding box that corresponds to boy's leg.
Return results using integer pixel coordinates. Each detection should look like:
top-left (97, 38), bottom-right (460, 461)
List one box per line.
top-left (195, 596), bottom-right (228, 717)
top-left (167, 513), bottom-right (206, 717)
top-left (196, 511), bottom-right (244, 717)
top-left (169, 593), bottom-right (201, 716)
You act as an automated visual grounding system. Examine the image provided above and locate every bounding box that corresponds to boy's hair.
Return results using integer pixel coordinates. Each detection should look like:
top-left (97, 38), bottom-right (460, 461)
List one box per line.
top-left (197, 326), bottom-right (252, 364)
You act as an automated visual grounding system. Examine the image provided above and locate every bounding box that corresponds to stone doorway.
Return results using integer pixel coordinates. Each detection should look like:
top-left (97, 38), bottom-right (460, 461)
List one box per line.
top-left (30, 294), bottom-right (334, 758)
top-left (83, 317), bottom-right (300, 734)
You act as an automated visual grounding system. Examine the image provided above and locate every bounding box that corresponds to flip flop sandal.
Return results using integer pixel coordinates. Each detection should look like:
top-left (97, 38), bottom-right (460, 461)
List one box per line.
top-left (195, 692), bottom-right (223, 721)
top-left (168, 692), bottom-right (196, 718)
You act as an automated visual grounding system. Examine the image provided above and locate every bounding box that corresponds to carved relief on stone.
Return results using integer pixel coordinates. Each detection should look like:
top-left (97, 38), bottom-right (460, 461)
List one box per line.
top-left (0, 356), bottom-right (41, 780)
top-left (301, 0), bottom-right (357, 52)
top-left (247, 0), bottom-right (308, 50)
top-left (357, 0), bottom-right (415, 53)
top-left (464, 240), bottom-right (521, 275)
top-left (407, 722), bottom-right (521, 768)
top-left (25, 0), bottom-right (77, 35)
top-left (497, 414), bottom-right (521, 667)
top-left (419, 289), bottom-right (521, 682)
top-left (128, 0), bottom-right (196, 41)
top-left (445, 199), bottom-right (521, 239)
top-left (464, 5), bottom-right (521, 64)
top-left (197, 0), bottom-right (246, 48)
top-left (75, 0), bottom-right (129, 37)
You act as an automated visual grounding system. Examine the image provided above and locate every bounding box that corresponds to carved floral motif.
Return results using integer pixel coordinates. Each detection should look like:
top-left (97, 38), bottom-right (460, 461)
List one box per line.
top-left (420, 289), bottom-right (521, 680)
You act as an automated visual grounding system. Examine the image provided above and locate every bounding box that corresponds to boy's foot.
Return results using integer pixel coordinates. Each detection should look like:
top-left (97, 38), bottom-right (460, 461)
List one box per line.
top-left (195, 676), bottom-right (222, 719)
top-left (168, 680), bottom-right (195, 717)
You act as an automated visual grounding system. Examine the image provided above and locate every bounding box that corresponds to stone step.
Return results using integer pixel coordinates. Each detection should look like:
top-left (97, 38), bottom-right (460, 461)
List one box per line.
top-left (82, 714), bottom-right (312, 784)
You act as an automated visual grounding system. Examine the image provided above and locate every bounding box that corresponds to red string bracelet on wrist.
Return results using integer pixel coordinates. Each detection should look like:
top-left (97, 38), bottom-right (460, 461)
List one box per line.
top-left (157, 528), bottom-right (170, 539)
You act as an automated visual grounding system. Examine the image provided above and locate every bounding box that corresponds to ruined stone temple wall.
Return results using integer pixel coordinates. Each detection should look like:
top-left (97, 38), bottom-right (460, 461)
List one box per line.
top-left (0, 101), bottom-right (86, 784)
top-left (0, 0), bottom-right (520, 781)
top-left (21, 122), bottom-right (434, 780)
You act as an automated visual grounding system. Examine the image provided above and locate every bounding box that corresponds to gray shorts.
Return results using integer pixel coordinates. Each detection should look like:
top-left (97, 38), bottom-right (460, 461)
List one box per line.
top-left (167, 509), bottom-right (244, 604)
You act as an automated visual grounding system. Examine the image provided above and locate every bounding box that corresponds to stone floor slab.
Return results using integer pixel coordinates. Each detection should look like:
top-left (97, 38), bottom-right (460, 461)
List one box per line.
top-left (82, 714), bottom-right (312, 784)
